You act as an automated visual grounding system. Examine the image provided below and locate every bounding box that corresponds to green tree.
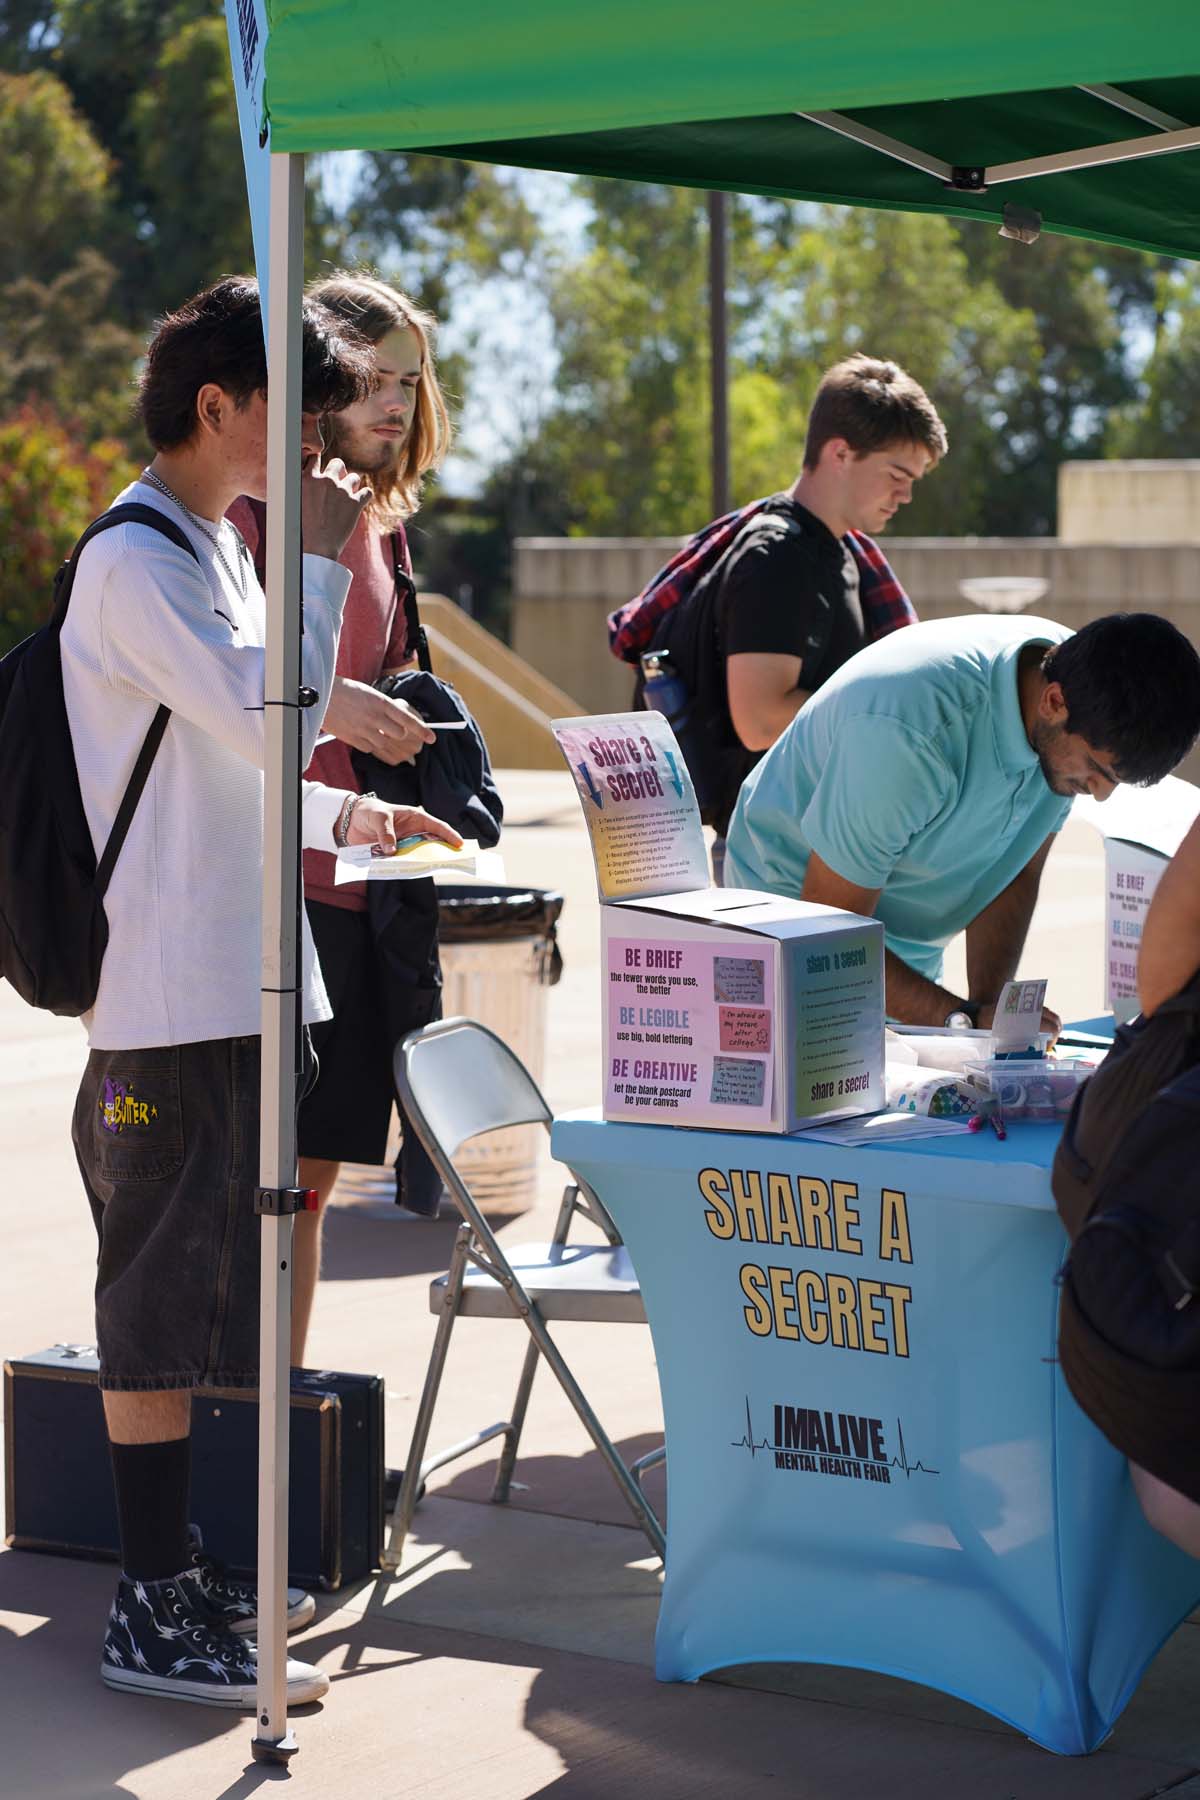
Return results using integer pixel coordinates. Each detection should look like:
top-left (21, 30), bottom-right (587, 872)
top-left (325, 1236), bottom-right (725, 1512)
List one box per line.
top-left (502, 186), bottom-right (1051, 540)
top-left (0, 249), bottom-right (143, 438)
top-left (338, 153), bottom-right (539, 319)
top-left (0, 402), bottom-right (137, 649)
top-left (0, 68), bottom-right (110, 285)
top-left (0, 71), bottom-right (142, 440)
top-left (952, 225), bottom-right (1157, 533)
top-left (1108, 268), bottom-right (1200, 457)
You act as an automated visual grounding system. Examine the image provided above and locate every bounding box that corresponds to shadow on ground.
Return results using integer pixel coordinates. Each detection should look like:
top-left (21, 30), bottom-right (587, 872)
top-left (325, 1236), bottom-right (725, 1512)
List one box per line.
top-left (431, 1434), bottom-right (668, 1533)
top-left (319, 1200), bottom-right (526, 1283)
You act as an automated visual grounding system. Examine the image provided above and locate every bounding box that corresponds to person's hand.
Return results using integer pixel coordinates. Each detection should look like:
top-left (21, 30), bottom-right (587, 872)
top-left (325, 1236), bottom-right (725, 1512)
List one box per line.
top-left (976, 1001), bottom-right (1062, 1044)
top-left (322, 677), bottom-right (435, 763)
top-left (300, 452), bottom-right (370, 561)
top-left (343, 800), bottom-right (463, 855)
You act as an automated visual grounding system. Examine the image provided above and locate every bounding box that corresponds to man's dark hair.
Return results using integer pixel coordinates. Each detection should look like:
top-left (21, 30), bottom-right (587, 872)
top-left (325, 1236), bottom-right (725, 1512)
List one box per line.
top-left (1042, 613), bottom-right (1200, 786)
top-left (139, 276), bottom-right (374, 451)
top-left (803, 353), bottom-right (948, 471)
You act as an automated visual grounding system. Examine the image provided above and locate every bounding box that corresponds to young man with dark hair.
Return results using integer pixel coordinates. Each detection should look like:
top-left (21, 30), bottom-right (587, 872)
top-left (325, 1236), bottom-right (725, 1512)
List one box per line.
top-left (60, 277), bottom-right (461, 1710)
top-left (656, 353), bottom-right (947, 875)
top-left (230, 271), bottom-right (456, 1362)
top-left (725, 611), bottom-right (1200, 1032)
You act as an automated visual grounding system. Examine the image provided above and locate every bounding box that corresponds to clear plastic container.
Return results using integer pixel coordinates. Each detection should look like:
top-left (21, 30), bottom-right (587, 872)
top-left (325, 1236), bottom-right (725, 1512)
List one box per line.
top-left (964, 1057), bottom-right (1093, 1122)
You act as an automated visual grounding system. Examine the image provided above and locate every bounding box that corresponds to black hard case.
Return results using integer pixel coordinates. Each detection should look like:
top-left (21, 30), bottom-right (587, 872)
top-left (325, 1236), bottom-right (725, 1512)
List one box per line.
top-left (3, 1345), bottom-right (384, 1589)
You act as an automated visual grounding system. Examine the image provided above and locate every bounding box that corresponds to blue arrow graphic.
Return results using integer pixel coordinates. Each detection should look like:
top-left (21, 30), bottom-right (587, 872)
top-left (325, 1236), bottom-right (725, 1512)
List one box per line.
top-left (664, 750), bottom-right (684, 797)
top-left (577, 760), bottom-right (603, 807)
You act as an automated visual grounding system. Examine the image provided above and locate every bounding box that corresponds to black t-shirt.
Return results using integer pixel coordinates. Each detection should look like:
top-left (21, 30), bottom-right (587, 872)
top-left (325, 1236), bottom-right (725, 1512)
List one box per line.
top-left (683, 496), bottom-right (864, 834)
top-left (719, 494), bottom-right (865, 680)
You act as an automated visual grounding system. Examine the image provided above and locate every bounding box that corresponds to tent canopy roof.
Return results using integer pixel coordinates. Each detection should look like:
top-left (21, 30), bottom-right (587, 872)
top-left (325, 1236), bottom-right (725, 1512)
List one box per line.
top-left (262, 2), bottom-right (1200, 257)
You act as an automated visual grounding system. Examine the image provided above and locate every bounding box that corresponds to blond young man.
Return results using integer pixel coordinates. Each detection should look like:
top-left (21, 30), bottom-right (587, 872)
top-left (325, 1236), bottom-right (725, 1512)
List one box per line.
top-left (230, 272), bottom-right (453, 1361)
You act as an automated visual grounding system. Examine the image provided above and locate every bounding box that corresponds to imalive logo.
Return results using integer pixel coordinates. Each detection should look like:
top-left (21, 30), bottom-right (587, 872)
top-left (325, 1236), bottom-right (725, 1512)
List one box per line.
top-left (731, 1395), bottom-right (938, 1485)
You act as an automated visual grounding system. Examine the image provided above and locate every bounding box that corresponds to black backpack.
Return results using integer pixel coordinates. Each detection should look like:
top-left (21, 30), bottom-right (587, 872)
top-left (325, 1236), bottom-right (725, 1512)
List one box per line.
top-left (1052, 974), bottom-right (1200, 1501)
top-left (637, 505), bottom-right (831, 833)
top-left (0, 505), bottom-right (197, 1015)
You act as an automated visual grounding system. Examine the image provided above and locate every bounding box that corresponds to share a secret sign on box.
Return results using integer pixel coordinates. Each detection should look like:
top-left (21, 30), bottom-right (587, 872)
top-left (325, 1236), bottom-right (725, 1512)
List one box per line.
top-left (552, 711), bottom-right (885, 1132)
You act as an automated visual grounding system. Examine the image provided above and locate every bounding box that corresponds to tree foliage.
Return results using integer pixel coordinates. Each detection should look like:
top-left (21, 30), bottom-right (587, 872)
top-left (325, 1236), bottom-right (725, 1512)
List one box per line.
top-left (486, 182), bottom-right (1191, 544)
top-left (4, 0), bottom-right (1200, 621)
top-left (0, 402), bottom-right (137, 647)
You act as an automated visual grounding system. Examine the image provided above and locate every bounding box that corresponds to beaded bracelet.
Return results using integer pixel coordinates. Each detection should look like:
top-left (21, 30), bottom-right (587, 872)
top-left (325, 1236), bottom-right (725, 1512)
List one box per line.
top-left (334, 792), bottom-right (357, 848)
top-left (335, 790), bottom-right (378, 849)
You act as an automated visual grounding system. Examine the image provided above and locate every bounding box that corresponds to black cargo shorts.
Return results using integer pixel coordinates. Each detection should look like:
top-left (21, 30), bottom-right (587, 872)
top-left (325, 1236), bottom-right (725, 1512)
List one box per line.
top-left (72, 1034), bottom-right (314, 1391)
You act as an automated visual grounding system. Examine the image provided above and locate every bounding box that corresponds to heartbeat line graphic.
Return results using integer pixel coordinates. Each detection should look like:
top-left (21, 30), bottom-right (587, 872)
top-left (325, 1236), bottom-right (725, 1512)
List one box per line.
top-left (889, 1416), bottom-right (939, 1478)
top-left (730, 1395), bottom-right (772, 1458)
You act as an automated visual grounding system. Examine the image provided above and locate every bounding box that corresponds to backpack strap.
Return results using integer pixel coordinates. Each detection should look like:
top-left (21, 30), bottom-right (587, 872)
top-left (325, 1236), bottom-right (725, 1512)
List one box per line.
top-left (392, 532), bottom-right (432, 674)
top-left (60, 505), bottom-right (200, 897)
top-left (95, 704), bottom-right (172, 896)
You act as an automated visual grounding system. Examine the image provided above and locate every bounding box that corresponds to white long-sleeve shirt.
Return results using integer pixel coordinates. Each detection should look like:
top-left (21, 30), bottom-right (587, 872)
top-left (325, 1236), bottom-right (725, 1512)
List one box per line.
top-left (60, 479), bottom-right (352, 1048)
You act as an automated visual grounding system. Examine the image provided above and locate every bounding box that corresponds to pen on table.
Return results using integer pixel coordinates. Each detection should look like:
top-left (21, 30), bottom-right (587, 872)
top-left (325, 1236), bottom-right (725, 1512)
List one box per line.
top-left (989, 1110), bottom-right (1007, 1143)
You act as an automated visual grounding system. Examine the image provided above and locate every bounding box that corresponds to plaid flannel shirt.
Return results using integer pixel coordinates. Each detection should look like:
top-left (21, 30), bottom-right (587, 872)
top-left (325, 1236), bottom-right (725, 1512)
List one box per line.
top-left (607, 496), bottom-right (916, 664)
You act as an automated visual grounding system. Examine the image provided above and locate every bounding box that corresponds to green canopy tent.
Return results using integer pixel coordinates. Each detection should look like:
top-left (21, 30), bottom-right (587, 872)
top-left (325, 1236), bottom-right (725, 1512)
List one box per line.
top-left (221, 0), bottom-right (1200, 1764)
top-left (262, 3), bottom-right (1200, 257)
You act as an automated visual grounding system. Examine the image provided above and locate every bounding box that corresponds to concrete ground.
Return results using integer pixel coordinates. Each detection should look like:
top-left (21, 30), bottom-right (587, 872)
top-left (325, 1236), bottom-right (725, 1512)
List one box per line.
top-left (2, 770), bottom-right (1198, 1800)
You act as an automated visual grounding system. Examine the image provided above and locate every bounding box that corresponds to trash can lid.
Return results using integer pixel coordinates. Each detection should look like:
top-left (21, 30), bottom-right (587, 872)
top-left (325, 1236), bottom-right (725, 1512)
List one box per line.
top-left (436, 885), bottom-right (564, 942)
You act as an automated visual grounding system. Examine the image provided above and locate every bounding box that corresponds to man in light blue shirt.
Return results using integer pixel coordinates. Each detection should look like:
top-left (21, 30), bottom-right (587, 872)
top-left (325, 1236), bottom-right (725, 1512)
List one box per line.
top-left (725, 612), bottom-right (1200, 1029)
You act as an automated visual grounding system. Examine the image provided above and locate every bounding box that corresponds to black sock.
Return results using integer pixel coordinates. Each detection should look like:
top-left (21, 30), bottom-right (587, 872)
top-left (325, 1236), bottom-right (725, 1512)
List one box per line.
top-left (108, 1436), bottom-right (192, 1583)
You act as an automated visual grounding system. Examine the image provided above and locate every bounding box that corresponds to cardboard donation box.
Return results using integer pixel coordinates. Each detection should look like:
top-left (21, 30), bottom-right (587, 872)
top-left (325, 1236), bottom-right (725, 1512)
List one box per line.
top-left (553, 711), bottom-right (885, 1133)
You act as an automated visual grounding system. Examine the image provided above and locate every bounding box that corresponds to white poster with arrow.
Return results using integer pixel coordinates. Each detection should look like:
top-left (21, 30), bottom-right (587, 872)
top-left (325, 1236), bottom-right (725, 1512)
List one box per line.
top-left (552, 711), bottom-right (711, 901)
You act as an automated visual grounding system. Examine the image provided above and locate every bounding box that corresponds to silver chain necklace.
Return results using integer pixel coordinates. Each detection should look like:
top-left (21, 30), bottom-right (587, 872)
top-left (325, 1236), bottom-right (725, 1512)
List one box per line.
top-left (141, 467), bottom-right (249, 607)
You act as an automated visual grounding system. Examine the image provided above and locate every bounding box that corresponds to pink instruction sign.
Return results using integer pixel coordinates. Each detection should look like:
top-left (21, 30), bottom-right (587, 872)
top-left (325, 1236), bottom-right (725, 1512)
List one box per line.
top-left (606, 936), bottom-right (776, 1127)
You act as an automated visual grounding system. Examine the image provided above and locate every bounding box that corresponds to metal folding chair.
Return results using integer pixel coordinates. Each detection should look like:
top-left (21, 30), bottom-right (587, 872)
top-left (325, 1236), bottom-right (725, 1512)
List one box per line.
top-left (381, 1016), bottom-right (665, 1569)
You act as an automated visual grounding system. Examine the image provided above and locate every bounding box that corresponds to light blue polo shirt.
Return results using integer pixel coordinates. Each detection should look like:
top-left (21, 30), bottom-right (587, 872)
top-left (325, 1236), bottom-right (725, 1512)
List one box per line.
top-left (724, 615), bottom-right (1073, 980)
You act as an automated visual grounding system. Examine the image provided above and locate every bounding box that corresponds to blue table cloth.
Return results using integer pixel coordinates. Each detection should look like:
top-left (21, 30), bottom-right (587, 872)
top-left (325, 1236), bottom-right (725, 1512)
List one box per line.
top-left (552, 1109), bottom-right (1200, 1754)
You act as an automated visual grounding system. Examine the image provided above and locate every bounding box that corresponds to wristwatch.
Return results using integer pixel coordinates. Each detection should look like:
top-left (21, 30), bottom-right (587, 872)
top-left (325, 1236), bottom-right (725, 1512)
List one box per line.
top-left (944, 1000), bottom-right (981, 1030)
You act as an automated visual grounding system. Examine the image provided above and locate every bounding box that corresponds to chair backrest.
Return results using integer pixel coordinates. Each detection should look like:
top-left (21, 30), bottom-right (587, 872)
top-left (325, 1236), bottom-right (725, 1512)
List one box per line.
top-left (395, 1016), bottom-right (552, 1160)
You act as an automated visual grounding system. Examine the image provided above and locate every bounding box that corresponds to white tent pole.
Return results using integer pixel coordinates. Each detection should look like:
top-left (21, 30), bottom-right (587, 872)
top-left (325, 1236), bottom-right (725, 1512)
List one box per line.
top-left (795, 109), bottom-right (954, 181)
top-left (986, 124), bottom-right (1200, 186)
top-left (252, 147), bottom-right (306, 1767)
top-left (1078, 84), bottom-right (1187, 134)
top-left (797, 106), bottom-right (1200, 195)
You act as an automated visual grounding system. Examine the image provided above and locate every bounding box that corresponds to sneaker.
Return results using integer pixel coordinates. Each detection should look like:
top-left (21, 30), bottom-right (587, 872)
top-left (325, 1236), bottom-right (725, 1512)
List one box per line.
top-left (187, 1526), bottom-right (316, 1637)
top-left (100, 1573), bottom-right (329, 1709)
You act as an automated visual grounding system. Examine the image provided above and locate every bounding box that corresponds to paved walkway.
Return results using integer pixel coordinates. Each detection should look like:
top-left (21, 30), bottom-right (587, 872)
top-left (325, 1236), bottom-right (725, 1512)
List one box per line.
top-left (2, 772), bottom-right (1198, 1799)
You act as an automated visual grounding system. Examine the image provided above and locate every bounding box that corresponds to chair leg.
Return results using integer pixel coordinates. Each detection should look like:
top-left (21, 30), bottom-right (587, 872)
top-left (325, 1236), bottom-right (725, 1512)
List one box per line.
top-left (492, 1334), bottom-right (540, 1504)
top-left (516, 1301), bottom-right (666, 1560)
top-left (382, 1221), bottom-right (471, 1571)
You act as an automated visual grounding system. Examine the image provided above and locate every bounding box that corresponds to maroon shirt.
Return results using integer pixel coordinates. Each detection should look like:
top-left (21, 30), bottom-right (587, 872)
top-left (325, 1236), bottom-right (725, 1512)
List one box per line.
top-left (228, 499), bottom-right (413, 912)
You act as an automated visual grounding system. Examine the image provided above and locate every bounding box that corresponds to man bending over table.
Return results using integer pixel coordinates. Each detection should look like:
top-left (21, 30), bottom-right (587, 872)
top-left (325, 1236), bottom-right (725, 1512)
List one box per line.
top-left (724, 612), bottom-right (1200, 1031)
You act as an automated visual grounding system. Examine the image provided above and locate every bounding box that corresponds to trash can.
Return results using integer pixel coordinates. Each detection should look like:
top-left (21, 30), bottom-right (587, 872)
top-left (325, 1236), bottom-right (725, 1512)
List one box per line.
top-left (435, 885), bottom-right (564, 1208)
top-left (331, 887), bottom-right (564, 1218)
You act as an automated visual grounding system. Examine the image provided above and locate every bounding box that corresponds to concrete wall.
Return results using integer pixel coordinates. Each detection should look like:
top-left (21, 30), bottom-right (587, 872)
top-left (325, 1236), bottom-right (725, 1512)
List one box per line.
top-left (512, 533), bottom-right (1200, 716)
top-left (1059, 461), bottom-right (1200, 545)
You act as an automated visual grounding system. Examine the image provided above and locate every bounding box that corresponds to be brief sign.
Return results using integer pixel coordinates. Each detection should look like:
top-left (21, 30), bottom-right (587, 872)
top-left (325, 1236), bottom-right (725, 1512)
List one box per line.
top-left (552, 712), bottom-right (885, 1133)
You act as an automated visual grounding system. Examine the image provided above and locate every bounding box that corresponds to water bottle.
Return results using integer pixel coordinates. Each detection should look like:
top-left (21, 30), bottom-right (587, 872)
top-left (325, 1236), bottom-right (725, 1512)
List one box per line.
top-left (640, 650), bottom-right (710, 809)
top-left (640, 650), bottom-right (691, 734)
